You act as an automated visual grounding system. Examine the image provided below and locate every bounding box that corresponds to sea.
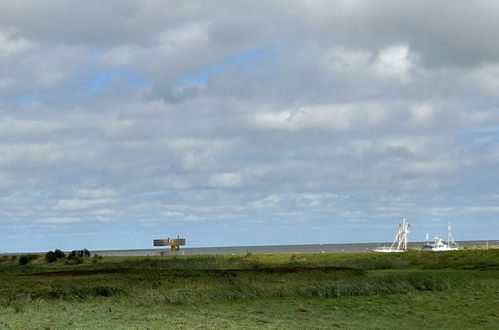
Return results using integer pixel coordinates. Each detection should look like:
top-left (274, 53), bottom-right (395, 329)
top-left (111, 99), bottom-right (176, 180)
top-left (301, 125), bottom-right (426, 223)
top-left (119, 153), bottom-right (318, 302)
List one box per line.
top-left (92, 240), bottom-right (497, 257)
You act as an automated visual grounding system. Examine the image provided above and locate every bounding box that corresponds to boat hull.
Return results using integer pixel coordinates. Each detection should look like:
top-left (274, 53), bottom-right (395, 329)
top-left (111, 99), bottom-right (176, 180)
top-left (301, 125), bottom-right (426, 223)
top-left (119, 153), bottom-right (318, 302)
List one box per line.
top-left (373, 247), bottom-right (406, 253)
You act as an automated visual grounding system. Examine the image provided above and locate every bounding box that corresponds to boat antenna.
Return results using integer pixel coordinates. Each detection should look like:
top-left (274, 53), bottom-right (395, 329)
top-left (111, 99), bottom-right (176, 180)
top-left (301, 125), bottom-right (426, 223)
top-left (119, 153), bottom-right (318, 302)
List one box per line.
top-left (448, 221), bottom-right (458, 247)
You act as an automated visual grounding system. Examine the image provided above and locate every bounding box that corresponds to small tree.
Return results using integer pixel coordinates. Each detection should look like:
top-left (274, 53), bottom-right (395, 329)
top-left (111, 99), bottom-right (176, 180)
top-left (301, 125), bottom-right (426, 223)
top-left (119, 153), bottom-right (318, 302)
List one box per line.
top-left (68, 249), bottom-right (91, 259)
top-left (66, 256), bottom-right (83, 265)
top-left (67, 250), bottom-right (77, 260)
top-left (45, 249), bottom-right (66, 263)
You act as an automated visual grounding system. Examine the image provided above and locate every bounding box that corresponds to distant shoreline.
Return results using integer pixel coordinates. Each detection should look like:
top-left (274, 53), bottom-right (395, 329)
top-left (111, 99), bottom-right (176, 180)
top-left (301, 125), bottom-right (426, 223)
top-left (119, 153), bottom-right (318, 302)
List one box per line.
top-left (92, 239), bottom-right (499, 256)
top-left (3, 240), bottom-right (497, 256)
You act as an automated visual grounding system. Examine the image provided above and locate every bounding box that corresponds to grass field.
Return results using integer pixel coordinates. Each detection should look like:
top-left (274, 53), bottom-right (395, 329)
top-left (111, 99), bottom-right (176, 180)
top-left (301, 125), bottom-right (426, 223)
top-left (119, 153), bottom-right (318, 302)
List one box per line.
top-left (0, 249), bottom-right (498, 329)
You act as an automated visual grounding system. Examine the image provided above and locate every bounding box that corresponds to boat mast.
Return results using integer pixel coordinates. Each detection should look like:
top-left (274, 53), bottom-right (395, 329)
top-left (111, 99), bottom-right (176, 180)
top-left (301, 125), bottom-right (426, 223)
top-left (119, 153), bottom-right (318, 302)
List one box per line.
top-left (447, 222), bottom-right (458, 248)
top-left (390, 218), bottom-right (409, 251)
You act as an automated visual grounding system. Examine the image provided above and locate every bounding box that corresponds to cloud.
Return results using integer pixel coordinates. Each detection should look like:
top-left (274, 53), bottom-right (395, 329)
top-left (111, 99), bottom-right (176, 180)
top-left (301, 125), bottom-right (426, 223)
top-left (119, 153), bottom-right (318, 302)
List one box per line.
top-left (0, 29), bottom-right (36, 57)
top-left (53, 198), bottom-right (116, 211)
top-left (208, 173), bottom-right (242, 188)
top-left (250, 103), bottom-right (388, 131)
top-left (248, 195), bottom-right (281, 209)
top-left (36, 217), bottom-right (81, 224)
top-left (75, 188), bottom-right (119, 199)
top-left (1, 1), bottom-right (499, 251)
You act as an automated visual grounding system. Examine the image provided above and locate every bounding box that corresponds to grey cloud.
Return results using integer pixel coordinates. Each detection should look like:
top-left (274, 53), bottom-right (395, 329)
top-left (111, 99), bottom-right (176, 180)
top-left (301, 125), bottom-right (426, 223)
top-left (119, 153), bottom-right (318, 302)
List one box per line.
top-left (0, 0), bottom-right (202, 46)
top-left (1, 1), bottom-right (499, 251)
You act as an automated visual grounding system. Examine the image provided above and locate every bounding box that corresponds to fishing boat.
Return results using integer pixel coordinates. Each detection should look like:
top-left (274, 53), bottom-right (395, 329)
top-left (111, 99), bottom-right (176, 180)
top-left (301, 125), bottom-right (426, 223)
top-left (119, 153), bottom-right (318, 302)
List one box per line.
top-left (422, 222), bottom-right (459, 251)
top-left (373, 218), bottom-right (410, 253)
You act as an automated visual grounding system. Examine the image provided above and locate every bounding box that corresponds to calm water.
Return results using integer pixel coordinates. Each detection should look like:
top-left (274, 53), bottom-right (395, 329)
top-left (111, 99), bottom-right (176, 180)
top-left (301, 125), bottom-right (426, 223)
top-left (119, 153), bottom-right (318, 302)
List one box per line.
top-left (92, 240), bottom-right (497, 256)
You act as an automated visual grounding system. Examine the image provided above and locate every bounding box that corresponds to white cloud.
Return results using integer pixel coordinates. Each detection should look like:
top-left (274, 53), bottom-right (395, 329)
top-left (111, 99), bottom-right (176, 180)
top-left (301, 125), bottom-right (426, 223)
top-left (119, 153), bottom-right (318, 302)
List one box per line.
top-left (1, 0), bottom-right (499, 251)
top-left (299, 194), bottom-right (321, 207)
top-left (160, 211), bottom-right (184, 217)
top-left (0, 116), bottom-right (62, 136)
top-left (0, 29), bottom-right (36, 58)
top-left (248, 195), bottom-right (281, 209)
top-left (208, 172), bottom-right (242, 188)
top-left (250, 103), bottom-right (387, 131)
top-left (36, 217), bottom-right (80, 224)
top-left (408, 103), bottom-right (435, 126)
top-left (53, 198), bottom-right (115, 211)
top-left (75, 188), bottom-right (119, 199)
top-left (469, 64), bottom-right (499, 96)
top-left (373, 45), bottom-right (413, 83)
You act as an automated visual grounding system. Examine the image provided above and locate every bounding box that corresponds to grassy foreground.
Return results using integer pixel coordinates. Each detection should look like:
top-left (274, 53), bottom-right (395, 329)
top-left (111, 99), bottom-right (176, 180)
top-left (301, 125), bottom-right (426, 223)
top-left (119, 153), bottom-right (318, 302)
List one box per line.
top-left (0, 249), bottom-right (498, 329)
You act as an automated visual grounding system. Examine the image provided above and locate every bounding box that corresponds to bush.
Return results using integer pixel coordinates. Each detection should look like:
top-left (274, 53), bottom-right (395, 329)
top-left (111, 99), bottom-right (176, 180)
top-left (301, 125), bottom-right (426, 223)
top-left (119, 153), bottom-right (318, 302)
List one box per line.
top-left (91, 254), bottom-right (102, 264)
top-left (45, 249), bottom-right (66, 263)
top-left (19, 256), bottom-right (29, 266)
top-left (19, 254), bottom-right (39, 266)
top-left (68, 249), bottom-right (91, 260)
top-left (66, 257), bottom-right (83, 265)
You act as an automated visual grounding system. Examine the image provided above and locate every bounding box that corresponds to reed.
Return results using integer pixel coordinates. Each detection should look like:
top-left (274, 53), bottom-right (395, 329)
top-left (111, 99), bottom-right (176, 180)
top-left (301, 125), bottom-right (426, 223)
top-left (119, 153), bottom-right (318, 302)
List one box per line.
top-left (0, 249), bottom-right (497, 328)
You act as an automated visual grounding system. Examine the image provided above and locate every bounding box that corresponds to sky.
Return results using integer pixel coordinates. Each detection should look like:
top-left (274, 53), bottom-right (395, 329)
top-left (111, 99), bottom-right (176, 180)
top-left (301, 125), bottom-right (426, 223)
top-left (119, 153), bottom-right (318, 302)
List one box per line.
top-left (1, 0), bottom-right (499, 252)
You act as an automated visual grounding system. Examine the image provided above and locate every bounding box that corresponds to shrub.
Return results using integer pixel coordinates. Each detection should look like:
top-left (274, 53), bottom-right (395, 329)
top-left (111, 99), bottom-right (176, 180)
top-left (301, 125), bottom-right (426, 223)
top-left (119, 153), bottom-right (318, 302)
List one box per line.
top-left (66, 257), bottom-right (83, 265)
top-left (45, 249), bottom-right (66, 263)
top-left (19, 254), bottom-right (38, 266)
top-left (19, 255), bottom-right (29, 266)
top-left (68, 249), bottom-right (91, 259)
top-left (68, 250), bottom-right (77, 260)
top-left (92, 254), bottom-right (102, 264)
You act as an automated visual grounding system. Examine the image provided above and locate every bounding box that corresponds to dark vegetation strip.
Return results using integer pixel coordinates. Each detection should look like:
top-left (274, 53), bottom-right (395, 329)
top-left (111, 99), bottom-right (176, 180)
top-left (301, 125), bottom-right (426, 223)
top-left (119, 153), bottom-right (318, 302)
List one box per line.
top-left (23, 266), bottom-right (363, 277)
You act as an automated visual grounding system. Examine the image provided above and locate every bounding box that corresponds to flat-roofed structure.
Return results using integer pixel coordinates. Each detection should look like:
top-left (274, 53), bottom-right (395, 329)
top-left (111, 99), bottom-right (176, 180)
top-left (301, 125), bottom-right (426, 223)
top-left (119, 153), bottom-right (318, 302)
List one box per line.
top-left (153, 237), bottom-right (186, 251)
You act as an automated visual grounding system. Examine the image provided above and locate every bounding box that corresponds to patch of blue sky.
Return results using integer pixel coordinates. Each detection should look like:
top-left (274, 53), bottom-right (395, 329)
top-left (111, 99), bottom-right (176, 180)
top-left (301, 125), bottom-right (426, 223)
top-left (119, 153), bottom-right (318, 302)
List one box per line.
top-left (126, 190), bottom-right (170, 200)
top-left (23, 189), bottom-right (53, 198)
top-left (46, 168), bottom-right (97, 190)
top-left (16, 94), bottom-right (41, 104)
top-left (471, 135), bottom-right (498, 146)
top-left (454, 125), bottom-right (499, 147)
top-left (86, 68), bottom-right (152, 93)
top-left (455, 125), bottom-right (499, 135)
top-left (179, 46), bottom-right (274, 85)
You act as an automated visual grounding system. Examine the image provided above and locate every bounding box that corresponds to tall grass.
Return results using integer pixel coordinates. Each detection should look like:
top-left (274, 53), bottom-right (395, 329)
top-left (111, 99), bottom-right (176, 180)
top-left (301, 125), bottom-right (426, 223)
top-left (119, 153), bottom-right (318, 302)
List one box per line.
top-left (0, 249), bottom-right (497, 308)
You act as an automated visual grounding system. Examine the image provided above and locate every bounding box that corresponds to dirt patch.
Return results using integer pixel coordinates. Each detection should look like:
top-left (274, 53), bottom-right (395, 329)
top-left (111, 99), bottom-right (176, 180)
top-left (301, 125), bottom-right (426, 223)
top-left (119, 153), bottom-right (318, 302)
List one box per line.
top-left (21, 268), bottom-right (131, 276)
top-left (171, 266), bottom-right (364, 277)
top-left (21, 266), bottom-right (361, 277)
top-left (242, 266), bottom-right (360, 274)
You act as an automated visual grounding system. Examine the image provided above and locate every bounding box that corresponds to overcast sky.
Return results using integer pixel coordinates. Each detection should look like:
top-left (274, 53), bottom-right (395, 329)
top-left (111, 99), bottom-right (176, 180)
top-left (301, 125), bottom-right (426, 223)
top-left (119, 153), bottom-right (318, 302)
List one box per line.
top-left (1, 0), bottom-right (499, 252)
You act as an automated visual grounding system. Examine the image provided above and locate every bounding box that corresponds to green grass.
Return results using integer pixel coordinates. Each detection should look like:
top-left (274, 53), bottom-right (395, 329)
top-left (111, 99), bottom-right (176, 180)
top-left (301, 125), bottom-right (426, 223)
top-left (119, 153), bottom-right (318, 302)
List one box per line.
top-left (0, 249), bottom-right (498, 329)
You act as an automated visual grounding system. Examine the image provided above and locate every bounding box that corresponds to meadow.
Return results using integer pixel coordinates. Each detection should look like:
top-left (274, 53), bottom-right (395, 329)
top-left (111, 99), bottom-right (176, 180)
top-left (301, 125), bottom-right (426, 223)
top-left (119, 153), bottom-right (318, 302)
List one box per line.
top-left (0, 248), bottom-right (498, 329)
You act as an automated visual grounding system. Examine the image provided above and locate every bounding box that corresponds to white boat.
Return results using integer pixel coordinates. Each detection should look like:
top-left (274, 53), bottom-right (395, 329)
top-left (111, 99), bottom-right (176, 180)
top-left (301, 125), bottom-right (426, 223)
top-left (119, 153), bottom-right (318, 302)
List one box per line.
top-left (373, 218), bottom-right (410, 253)
top-left (422, 222), bottom-right (459, 251)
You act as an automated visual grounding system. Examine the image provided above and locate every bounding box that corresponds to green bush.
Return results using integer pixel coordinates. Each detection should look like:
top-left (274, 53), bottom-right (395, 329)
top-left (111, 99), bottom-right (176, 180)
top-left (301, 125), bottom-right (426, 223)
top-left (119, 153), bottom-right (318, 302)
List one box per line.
top-left (68, 249), bottom-right (91, 260)
top-left (45, 249), bottom-right (66, 263)
top-left (18, 254), bottom-right (39, 266)
top-left (18, 256), bottom-right (29, 266)
top-left (66, 257), bottom-right (83, 265)
top-left (68, 250), bottom-right (77, 260)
